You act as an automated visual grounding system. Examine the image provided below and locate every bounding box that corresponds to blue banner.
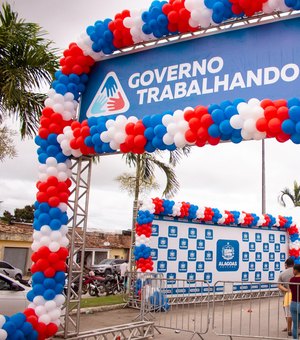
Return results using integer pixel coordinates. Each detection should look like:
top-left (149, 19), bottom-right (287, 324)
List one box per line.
top-left (79, 17), bottom-right (300, 121)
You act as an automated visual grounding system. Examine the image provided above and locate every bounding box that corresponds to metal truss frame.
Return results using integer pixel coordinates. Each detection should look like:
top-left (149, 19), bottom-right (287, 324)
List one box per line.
top-left (57, 156), bottom-right (93, 338)
top-left (57, 321), bottom-right (154, 340)
top-left (101, 10), bottom-right (300, 62)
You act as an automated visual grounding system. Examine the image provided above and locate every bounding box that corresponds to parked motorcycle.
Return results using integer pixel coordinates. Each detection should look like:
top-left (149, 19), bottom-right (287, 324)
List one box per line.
top-left (86, 272), bottom-right (108, 297)
top-left (104, 273), bottom-right (125, 295)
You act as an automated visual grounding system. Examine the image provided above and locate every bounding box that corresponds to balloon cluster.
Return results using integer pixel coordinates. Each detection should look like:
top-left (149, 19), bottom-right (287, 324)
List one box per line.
top-left (36, 176), bottom-right (71, 208)
top-left (38, 157), bottom-right (72, 183)
top-left (141, 1), bottom-right (170, 38)
top-left (108, 10), bottom-right (134, 49)
top-left (256, 99), bottom-right (290, 143)
top-left (59, 43), bottom-right (95, 76)
top-left (136, 257), bottom-right (154, 272)
top-left (52, 71), bottom-right (89, 100)
top-left (0, 313), bottom-right (38, 340)
top-left (44, 89), bottom-right (78, 121)
top-left (86, 19), bottom-right (115, 55)
top-left (123, 9), bottom-right (155, 43)
top-left (18, 1), bottom-right (300, 338)
top-left (185, 0), bottom-right (214, 28)
top-left (149, 291), bottom-right (170, 311)
top-left (205, 0), bottom-right (235, 23)
top-left (38, 107), bottom-right (71, 138)
top-left (136, 198), bottom-right (299, 276)
top-left (230, 0), bottom-right (267, 16)
top-left (230, 98), bottom-right (266, 140)
top-left (162, 0), bottom-right (196, 33)
top-left (263, 0), bottom-right (290, 12)
top-left (30, 246), bottom-right (68, 279)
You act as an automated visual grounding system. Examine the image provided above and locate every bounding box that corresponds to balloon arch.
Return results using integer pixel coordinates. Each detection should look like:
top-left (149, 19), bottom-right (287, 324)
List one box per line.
top-left (1, 1), bottom-right (300, 339)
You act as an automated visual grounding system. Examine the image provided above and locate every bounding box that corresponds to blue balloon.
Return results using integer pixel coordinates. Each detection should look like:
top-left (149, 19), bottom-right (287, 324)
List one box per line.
top-left (211, 109), bottom-right (225, 124)
top-left (10, 313), bottom-right (26, 328)
top-left (291, 133), bottom-right (300, 144)
top-left (2, 321), bottom-right (16, 336)
top-left (33, 284), bottom-right (45, 295)
top-left (44, 278), bottom-right (56, 289)
top-left (54, 271), bottom-right (66, 283)
top-left (21, 322), bottom-right (33, 335)
top-left (208, 124), bottom-right (221, 138)
top-left (289, 106), bottom-right (300, 122)
top-left (44, 289), bottom-right (56, 300)
top-left (219, 120), bottom-right (233, 134)
top-left (32, 272), bottom-right (45, 284)
top-left (282, 119), bottom-right (296, 134)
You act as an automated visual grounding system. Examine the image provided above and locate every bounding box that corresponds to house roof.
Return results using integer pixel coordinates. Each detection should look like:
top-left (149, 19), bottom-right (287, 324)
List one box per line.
top-left (0, 222), bottom-right (131, 249)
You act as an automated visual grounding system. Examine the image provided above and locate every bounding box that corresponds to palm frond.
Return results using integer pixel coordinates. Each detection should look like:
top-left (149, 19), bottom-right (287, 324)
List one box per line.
top-left (278, 188), bottom-right (295, 207)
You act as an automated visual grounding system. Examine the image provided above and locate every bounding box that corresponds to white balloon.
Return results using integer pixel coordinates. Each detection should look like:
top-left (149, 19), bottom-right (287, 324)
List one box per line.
top-left (45, 300), bottom-right (57, 312)
top-left (0, 329), bottom-right (8, 340)
top-left (58, 203), bottom-right (68, 213)
top-left (54, 294), bottom-right (65, 306)
top-left (0, 315), bottom-right (5, 328)
top-left (49, 308), bottom-right (61, 321)
top-left (46, 167), bottom-right (58, 176)
top-left (33, 296), bottom-right (46, 306)
top-left (58, 172), bottom-right (68, 182)
top-left (46, 157), bottom-right (57, 166)
top-left (248, 98), bottom-right (260, 107)
top-left (39, 314), bottom-right (51, 325)
top-left (174, 133), bottom-right (186, 148)
top-left (35, 305), bottom-right (47, 316)
top-left (100, 131), bottom-right (110, 143)
top-left (162, 133), bottom-right (174, 146)
top-left (40, 225), bottom-right (51, 236)
top-left (162, 114), bottom-right (173, 126)
top-left (51, 231), bottom-right (62, 242)
top-left (243, 119), bottom-right (256, 133)
top-left (167, 123), bottom-right (178, 136)
top-left (230, 115), bottom-right (243, 129)
top-left (241, 129), bottom-right (252, 140)
top-left (49, 241), bottom-right (60, 252)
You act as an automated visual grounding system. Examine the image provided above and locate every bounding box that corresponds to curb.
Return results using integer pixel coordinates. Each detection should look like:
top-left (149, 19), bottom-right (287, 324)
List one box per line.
top-left (70, 303), bottom-right (126, 315)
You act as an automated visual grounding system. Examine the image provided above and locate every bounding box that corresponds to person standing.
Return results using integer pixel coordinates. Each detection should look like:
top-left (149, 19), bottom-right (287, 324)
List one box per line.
top-left (278, 258), bottom-right (294, 336)
top-left (120, 261), bottom-right (129, 288)
top-left (290, 264), bottom-right (300, 339)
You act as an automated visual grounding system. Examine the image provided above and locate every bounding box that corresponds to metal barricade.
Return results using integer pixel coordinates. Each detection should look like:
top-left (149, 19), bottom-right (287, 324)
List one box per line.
top-left (141, 277), bottom-right (210, 337)
top-left (212, 280), bottom-right (297, 339)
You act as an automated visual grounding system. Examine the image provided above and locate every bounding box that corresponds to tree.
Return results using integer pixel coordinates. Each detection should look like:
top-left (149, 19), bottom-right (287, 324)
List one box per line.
top-left (0, 3), bottom-right (58, 137)
top-left (278, 181), bottom-right (300, 207)
top-left (14, 204), bottom-right (34, 223)
top-left (116, 148), bottom-right (190, 279)
top-left (1, 210), bottom-right (13, 224)
top-left (0, 204), bottom-right (34, 224)
top-left (0, 125), bottom-right (17, 161)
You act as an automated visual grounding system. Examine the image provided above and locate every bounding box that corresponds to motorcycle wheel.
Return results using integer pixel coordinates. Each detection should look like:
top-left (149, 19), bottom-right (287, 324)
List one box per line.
top-left (97, 283), bottom-right (108, 296)
top-left (82, 283), bottom-right (88, 295)
top-left (112, 284), bottom-right (124, 295)
top-left (88, 286), bottom-right (97, 297)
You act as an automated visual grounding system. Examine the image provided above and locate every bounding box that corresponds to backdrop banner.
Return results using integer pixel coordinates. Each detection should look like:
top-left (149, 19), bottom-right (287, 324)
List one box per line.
top-left (149, 216), bottom-right (288, 293)
top-left (80, 17), bottom-right (300, 121)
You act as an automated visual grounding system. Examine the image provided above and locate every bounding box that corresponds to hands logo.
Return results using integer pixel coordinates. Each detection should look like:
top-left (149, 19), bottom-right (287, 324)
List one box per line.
top-left (87, 72), bottom-right (130, 117)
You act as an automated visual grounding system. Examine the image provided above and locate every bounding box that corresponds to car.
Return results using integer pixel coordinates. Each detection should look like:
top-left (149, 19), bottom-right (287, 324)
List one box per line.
top-left (90, 259), bottom-right (126, 276)
top-left (0, 272), bottom-right (30, 316)
top-left (0, 260), bottom-right (23, 280)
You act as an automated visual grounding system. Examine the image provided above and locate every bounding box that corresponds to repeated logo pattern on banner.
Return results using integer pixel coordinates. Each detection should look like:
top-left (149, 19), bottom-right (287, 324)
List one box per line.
top-left (150, 219), bottom-right (288, 290)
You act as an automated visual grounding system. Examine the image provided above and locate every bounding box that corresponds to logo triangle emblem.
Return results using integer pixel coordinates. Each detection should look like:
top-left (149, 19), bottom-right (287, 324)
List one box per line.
top-left (87, 71), bottom-right (130, 117)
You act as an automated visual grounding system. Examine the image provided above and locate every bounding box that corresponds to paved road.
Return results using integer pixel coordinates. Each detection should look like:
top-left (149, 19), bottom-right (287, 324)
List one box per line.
top-left (77, 298), bottom-right (291, 339)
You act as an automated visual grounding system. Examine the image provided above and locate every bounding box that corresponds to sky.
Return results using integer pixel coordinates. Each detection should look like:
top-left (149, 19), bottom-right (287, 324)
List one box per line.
top-left (1, 0), bottom-right (300, 232)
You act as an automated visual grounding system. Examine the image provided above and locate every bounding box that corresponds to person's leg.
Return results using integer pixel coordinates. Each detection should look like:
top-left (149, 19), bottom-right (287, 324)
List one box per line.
top-left (291, 301), bottom-right (298, 339)
top-left (287, 316), bottom-right (292, 334)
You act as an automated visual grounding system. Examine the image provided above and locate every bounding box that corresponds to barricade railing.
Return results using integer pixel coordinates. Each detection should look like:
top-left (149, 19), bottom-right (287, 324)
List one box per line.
top-left (140, 277), bottom-right (210, 337)
top-left (212, 280), bottom-right (300, 339)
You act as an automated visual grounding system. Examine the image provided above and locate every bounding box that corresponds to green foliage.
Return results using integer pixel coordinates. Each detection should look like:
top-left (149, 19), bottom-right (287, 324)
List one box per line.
top-left (1, 210), bottom-right (13, 224)
top-left (0, 2), bottom-right (59, 137)
top-left (80, 295), bottom-right (125, 308)
top-left (0, 125), bottom-right (17, 161)
top-left (0, 204), bottom-right (34, 224)
top-left (278, 181), bottom-right (300, 207)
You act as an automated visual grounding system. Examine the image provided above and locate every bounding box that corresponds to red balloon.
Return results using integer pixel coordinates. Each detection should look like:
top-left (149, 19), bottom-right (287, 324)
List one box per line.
top-left (201, 114), bottom-right (213, 128)
top-left (268, 118), bottom-right (282, 134)
top-left (134, 135), bottom-right (147, 147)
top-left (47, 176), bottom-right (59, 186)
top-left (48, 196), bottom-right (59, 207)
top-left (38, 128), bottom-right (49, 139)
top-left (125, 122), bottom-right (135, 135)
top-left (27, 315), bottom-right (38, 329)
top-left (185, 130), bottom-right (196, 143)
top-left (46, 323), bottom-right (58, 338)
top-left (260, 99), bottom-right (274, 109)
top-left (38, 246), bottom-right (50, 258)
top-left (256, 117), bottom-right (267, 132)
top-left (183, 109), bottom-right (194, 121)
top-left (264, 106), bottom-right (277, 120)
top-left (57, 247), bottom-right (69, 260)
top-left (277, 106), bottom-right (289, 120)
top-left (48, 253), bottom-right (60, 264)
top-left (189, 118), bottom-right (201, 132)
top-left (36, 192), bottom-right (48, 203)
top-left (44, 267), bottom-right (56, 278)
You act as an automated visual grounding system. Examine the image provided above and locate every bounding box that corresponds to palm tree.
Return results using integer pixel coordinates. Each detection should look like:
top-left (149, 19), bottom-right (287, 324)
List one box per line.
top-left (0, 3), bottom-right (58, 137)
top-left (116, 148), bottom-right (190, 286)
top-left (278, 181), bottom-right (300, 207)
